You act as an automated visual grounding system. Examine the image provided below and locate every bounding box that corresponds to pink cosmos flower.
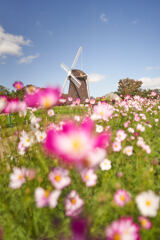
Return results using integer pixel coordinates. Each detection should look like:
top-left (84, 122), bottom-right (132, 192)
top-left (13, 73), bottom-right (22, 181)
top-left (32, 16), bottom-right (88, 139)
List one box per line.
top-left (44, 118), bottom-right (110, 168)
top-left (151, 91), bottom-right (157, 97)
top-left (92, 102), bottom-right (114, 121)
top-left (138, 216), bottom-right (152, 229)
top-left (65, 190), bottom-right (84, 217)
top-left (134, 114), bottom-right (140, 122)
top-left (9, 167), bottom-right (26, 189)
top-left (114, 189), bottom-right (131, 207)
top-left (124, 120), bottom-right (130, 128)
top-left (26, 85), bottom-right (39, 95)
top-left (13, 81), bottom-right (24, 90)
top-left (81, 168), bottom-right (97, 187)
top-left (90, 98), bottom-right (95, 105)
top-left (68, 96), bottom-right (73, 102)
top-left (106, 217), bottom-right (140, 240)
top-left (116, 130), bottom-right (127, 142)
top-left (112, 141), bottom-right (122, 152)
top-left (137, 124), bottom-right (145, 132)
top-left (47, 109), bottom-right (54, 117)
top-left (0, 96), bottom-right (7, 113)
top-left (76, 98), bottom-right (80, 105)
top-left (48, 167), bottom-right (71, 190)
top-left (35, 187), bottom-right (61, 208)
top-left (25, 87), bottom-right (60, 109)
top-left (18, 141), bottom-right (26, 155)
top-left (123, 146), bottom-right (133, 156)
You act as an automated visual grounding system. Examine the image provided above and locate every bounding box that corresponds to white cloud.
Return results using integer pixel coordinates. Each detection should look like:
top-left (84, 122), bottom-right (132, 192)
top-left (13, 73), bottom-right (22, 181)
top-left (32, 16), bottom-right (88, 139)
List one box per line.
top-left (0, 26), bottom-right (31, 57)
top-left (139, 77), bottom-right (160, 89)
top-left (146, 66), bottom-right (153, 71)
top-left (18, 54), bottom-right (39, 64)
top-left (146, 66), bottom-right (160, 71)
top-left (100, 13), bottom-right (108, 23)
top-left (88, 73), bottom-right (105, 82)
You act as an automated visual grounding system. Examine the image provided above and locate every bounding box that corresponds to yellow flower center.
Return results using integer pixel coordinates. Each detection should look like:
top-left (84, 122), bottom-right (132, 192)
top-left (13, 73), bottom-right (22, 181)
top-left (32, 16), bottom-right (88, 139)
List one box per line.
top-left (44, 190), bottom-right (49, 198)
top-left (42, 97), bottom-right (52, 108)
top-left (18, 174), bottom-right (23, 180)
top-left (146, 200), bottom-right (151, 206)
top-left (17, 84), bottom-right (20, 89)
top-left (120, 195), bottom-right (125, 201)
top-left (29, 86), bottom-right (35, 93)
top-left (72, 139), bottom-right (82, 151)
top-left (141, 218), bottom-right (147, 227)
top-left (85, 175), bottom-right (89, 181)
top-left (99, 111), bottom-right (104, 116)
top-left (55, 175), bottom-right (61, 182)
top-left (71, 198), bottom-right (76, 205)
top-left (113, 233), bottom-right (121, 240)
top-left (26, 138), bottom-right (30, 142)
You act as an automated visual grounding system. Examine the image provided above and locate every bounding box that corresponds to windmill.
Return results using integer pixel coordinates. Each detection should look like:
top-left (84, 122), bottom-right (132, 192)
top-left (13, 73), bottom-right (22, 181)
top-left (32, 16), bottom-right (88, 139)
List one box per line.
top-left (60, 46), bottom-right (90, 102)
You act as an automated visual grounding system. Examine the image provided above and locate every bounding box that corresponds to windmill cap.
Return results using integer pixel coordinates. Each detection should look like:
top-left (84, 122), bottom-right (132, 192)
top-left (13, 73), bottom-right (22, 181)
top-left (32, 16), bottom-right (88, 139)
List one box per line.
top-left (71, 69), bottom-right (87, 80)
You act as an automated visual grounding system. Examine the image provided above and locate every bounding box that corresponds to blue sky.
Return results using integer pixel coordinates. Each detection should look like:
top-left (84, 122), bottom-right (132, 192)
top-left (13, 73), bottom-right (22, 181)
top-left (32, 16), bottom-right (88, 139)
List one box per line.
top-left (0, 0), bottom-right (160, 97)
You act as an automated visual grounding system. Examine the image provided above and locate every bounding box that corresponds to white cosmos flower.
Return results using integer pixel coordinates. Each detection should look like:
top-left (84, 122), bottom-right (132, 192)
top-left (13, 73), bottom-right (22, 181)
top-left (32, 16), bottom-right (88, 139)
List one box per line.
top-left (96, 124), bottom-right (104, 133)
top-left (135, 190), bottom-right (160, 217)
top-left (47, 109), bottom-right (54, 117)
top-left (100, 159), bottom-right (111, 170)
top-left (123, 146), bottom-right (133, 156)
top-left (20, 131), bottom-right (34, 147)
top-left (9, 167), bottom-right (26, 189)
top-left (137, 124), bottom-right (145, 132)
top-left (35, 130), bottom-right (46, 142)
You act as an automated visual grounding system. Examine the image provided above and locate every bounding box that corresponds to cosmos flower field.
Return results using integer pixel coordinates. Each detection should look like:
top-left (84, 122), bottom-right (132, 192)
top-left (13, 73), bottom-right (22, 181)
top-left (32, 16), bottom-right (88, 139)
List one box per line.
top-left (0, 84), bottom-right (160, 240)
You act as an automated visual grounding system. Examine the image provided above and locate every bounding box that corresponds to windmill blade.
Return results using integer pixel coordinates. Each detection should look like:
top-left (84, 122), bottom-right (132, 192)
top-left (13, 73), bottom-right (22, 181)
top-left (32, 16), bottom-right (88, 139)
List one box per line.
top-left (60, 63), bottom-right (70, 75)
top-left (71, 46), bottom-right (82, 69)
top-left (70, 73), bottom-right (81, 88)
top-left (61, 63), bottom-right (81, 88)
top-left (60, 77), bottom-right (68, 95)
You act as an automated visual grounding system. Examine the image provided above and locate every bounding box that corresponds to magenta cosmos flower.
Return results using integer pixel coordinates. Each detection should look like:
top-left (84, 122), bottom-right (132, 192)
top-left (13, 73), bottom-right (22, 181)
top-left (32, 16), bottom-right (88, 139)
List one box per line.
top-left (105, 217), bottom-right (140, 240)
top-left (44, 118), bottom-right (110, 167)
top-left (25, 87), bottom-right (60, 109)
top-left (13, 81), bottom-right (24, 90)
top-left (114, 189), bottom-right (131, 207)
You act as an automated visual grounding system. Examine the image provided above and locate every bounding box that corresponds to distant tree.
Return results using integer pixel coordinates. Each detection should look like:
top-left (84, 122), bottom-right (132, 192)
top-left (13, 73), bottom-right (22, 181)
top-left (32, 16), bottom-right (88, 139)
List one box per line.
top-left (117, 78), bottom-right (142, 97)
top-left (0, 85), bottom-right (10, 96)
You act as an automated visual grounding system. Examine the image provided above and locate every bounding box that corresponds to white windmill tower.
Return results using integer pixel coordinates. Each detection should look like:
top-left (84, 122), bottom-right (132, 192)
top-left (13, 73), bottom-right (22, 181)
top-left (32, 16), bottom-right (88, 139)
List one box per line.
top-left (60, 46), bottom-right (90, 102)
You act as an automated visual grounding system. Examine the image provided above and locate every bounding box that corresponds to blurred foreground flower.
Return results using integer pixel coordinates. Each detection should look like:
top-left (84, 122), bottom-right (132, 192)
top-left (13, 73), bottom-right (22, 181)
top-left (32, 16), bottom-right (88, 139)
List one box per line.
top-left (44, 118), bottom-right (110, 168)
top-left (25, 87), bottom-right (60, 109)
